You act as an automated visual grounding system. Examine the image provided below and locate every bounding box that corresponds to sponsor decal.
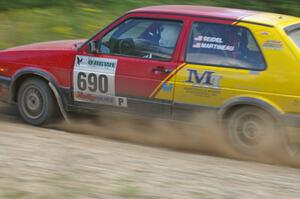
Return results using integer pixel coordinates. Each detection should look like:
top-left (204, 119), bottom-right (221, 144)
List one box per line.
top-left (262, 40), bottom-right (283, 50)
top-left (75, 92), bottom-right (127, 107)
top-left (192, 35), bottom-right (235, 52)
top-left (73, 55), bottom-right (119, 107)
top-left (75, 55), bottom-right (117, 74)
top-left (260, 31), bottom-right (270, 37)
top-left (185, 70), bottom-right (222, 89)
top-left (149, 63), bottom-right (187, 98)
top-left (162, 82), bottom-right (173, 93)
top-left (183, 86), bottom-right (221, 97)
top-left (184, 70), bottom-right (222, 97)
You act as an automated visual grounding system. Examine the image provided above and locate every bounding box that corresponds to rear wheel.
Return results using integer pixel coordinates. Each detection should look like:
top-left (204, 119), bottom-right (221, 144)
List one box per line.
top-left (226, 106), bottom-right (283, 156)
top-left (17, 78), bottom-right (57, 126)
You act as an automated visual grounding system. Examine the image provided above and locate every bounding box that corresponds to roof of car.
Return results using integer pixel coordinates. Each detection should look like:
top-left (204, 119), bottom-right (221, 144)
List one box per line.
top-left (130, 5), bottom-right (300, 27)
top-left (131, 5), bottom-right (260, 20)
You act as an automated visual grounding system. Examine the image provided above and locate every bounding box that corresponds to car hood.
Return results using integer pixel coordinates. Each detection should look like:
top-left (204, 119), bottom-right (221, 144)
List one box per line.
top-left (0, 39), bottom-right (87, 70)
top-left (4, 39), bottom-right (86, 52)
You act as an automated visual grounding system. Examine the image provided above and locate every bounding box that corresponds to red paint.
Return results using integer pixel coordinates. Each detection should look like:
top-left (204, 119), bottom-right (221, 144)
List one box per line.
top-left (80, 12), bottom-right (190, 97)
top-left (0, 40), bottom-right (84, 87)
top-left (131, 5), bottom-right (260, 21)
top-left (6, 39), bottom-right (85, 52)
top-left (97, 54), bottom-right (181, 97)
top-left (0, 5), bottom-right (251, 99)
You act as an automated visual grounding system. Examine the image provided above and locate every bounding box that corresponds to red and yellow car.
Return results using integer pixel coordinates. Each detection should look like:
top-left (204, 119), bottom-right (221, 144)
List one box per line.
top-left (0, 5), bottom-right (300, 156)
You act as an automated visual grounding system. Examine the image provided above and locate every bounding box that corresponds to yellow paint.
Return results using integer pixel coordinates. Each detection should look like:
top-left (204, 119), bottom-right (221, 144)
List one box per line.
top-left (155, 74), bottom-right (177, 101)
top-left (242, 13), bottom-right (300, 27)
top-left (153, 16), bottom-right (300, 115)
top-left (150, 63), bottom-right (186, 100)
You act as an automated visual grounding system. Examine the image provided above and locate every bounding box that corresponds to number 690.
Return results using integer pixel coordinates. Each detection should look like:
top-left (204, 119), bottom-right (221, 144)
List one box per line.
top-left (77, 72), bottom-right (108, 94)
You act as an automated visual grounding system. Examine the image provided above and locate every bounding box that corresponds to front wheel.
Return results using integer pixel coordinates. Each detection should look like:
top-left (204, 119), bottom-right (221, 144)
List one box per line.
top-left (226, 106), bottom-right (284, 156)
top-left (17, 78), bottom-right (57, 126)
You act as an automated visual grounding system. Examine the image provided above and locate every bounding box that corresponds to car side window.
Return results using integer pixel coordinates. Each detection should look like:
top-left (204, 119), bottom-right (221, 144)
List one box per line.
top-left (98, 18), bottom-right (183, 61)
top-left (186, 22), bottom-right (266, 70)
top-left (285, 23), bottom-right (300, 49)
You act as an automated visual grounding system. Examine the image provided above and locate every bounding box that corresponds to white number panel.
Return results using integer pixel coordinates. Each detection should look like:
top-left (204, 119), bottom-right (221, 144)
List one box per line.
top-left (73, 55), bottom-right (127, 107)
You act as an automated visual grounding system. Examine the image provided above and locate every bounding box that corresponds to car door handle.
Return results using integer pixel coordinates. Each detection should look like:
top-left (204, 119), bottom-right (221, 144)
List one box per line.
top-left (152, 66), bottom-right (172, 74)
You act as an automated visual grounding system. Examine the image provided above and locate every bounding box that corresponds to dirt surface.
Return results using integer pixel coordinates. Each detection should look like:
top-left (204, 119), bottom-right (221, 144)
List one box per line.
top-left (1, 102), bottom-right (300, 199)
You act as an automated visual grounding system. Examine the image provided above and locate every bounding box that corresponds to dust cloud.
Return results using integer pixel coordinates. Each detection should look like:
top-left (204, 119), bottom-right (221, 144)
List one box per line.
top-left (48, 109), bottom-right (300, 166)
top-left (50, 111), bottom-right (227, 152)
top-left (0, 102), bottom-right (298, 166)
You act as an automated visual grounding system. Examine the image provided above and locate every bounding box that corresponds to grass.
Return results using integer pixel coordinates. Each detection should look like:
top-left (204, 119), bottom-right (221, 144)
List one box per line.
top-left (0, 0), bottom-right (299, 49)
top-left (117, 184), bottom-right (143, 198)
top-left (1, 189), bottom-right (29, 199)
top-left (115, 177), bottom-right (145, 198)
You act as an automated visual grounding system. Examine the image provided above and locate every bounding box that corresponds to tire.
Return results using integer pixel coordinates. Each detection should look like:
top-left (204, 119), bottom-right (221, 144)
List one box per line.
top-left (17, 78), bottom-right (57, 126)
top-left (226, 106), bottom-right (283, 156)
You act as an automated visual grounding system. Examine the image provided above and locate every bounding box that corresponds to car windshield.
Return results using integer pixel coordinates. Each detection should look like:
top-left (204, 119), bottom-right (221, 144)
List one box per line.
top-left (285, 23), bottom-right (300, 49)
top-left (99, 19), bottom-right (183, 61)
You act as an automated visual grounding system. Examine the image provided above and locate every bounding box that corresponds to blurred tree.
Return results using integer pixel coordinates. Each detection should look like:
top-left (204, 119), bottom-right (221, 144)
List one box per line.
top-left (0, 0), bottom-right (298, 48)
top-left (0, 0), bottom-right (72, 10)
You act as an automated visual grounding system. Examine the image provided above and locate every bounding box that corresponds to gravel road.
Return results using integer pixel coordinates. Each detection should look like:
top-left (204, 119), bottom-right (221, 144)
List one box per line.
top-left (1, 103), bottom-right (300, 199)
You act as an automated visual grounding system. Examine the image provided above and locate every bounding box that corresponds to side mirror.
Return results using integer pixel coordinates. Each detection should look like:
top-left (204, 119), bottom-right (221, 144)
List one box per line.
top-left (88, 41), bottom-right (97, 54)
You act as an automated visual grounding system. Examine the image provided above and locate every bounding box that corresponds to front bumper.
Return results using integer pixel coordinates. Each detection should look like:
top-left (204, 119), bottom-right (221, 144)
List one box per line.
top-left (0, 75), bottom-right (11, 102)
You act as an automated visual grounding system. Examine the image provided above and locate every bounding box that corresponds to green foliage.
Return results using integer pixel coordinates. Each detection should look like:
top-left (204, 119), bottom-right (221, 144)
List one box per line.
top-left (0, 0), bottom-right (298, 48)
top-left (0, 0), bottom-right (73, 10)
top-left (77, 0), bottom-right (300, 16)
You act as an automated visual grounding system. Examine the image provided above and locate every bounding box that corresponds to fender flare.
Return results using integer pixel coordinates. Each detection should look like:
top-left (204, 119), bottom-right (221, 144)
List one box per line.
top-left (9, 67), bottom-right (60, 102)
top-left (218, 97), bottom-right (283, 124)
top-left (9, 67), bottom-right (70, 122)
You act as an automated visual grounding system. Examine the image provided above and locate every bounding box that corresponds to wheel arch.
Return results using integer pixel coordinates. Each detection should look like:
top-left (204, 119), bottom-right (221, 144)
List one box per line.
top-left (9, 68), bottom-right (60, 103)
top-left (218, 97), bottom-right (284, 124)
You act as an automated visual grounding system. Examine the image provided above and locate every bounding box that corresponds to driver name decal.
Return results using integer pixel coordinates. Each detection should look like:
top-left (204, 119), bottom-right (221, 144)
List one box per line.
top-left (192, 35), bottom-right (235, 52)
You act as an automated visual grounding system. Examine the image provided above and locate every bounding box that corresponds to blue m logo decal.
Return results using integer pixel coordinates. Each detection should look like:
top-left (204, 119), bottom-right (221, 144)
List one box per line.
top-left (185, 69), bottom-right (222, 89)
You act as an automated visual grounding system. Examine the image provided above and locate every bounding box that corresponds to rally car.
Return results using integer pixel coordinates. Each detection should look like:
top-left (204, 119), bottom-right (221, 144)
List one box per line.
top-left (0, 5), bottom-right (300, 156)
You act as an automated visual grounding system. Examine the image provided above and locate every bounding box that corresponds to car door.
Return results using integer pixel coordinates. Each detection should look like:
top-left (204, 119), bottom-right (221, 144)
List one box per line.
top-left (74, 14), bottom-right (187, 117)
top-left (172, 19), bottom-right (269, 120)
